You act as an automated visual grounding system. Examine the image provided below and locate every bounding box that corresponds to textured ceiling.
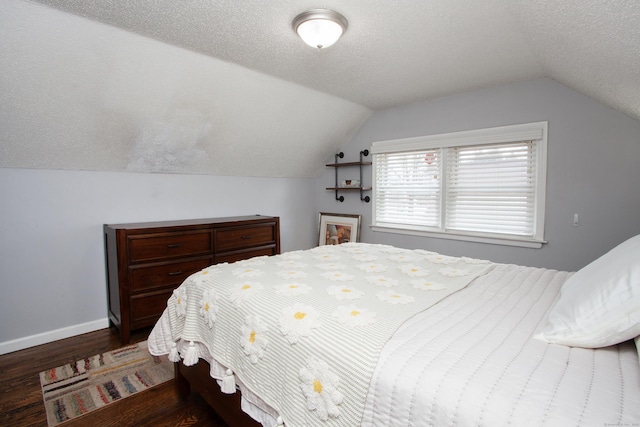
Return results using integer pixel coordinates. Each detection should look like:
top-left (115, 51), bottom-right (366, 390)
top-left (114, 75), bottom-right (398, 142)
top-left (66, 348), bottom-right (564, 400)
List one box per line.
top-left (28, 0), bottom-right (640, 120)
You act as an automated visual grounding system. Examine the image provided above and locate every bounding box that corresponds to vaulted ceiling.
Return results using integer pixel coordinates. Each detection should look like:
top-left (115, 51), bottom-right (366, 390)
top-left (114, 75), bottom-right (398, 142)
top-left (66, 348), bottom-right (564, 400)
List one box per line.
top-left (3, 0), bottom-right (639, 178)
top-left (30, 0), bottom-right (640, 117)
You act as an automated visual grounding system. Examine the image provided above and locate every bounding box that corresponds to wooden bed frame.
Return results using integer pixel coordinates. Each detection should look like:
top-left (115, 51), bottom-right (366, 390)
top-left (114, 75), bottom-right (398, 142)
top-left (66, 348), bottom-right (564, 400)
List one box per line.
top-left (175, 360), bottom-right (262, 427)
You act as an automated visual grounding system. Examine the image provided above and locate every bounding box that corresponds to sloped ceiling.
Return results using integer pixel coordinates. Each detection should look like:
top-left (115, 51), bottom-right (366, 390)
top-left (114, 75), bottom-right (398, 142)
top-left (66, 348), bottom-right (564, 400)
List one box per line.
top-left (2, 0), bottom-right (639, 178)
top-left (29, 0), bottom-right (640, 117)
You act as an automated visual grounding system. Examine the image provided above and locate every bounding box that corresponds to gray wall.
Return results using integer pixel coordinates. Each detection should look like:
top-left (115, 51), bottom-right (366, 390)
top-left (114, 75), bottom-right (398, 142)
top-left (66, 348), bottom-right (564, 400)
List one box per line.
top-left (1, 0), bottom-right (359, 354)
top-left (2, 71), bottom-right (639, 354)
top-left (0, 169), bottom-right (318, 353)
top-left (317, 78), bottom-right (640, 272)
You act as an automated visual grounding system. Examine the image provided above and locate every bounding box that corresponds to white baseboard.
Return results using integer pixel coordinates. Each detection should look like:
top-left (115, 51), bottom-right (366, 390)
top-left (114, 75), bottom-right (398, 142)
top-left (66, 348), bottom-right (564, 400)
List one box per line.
top-left (0, 318), bottom-right (110, 355)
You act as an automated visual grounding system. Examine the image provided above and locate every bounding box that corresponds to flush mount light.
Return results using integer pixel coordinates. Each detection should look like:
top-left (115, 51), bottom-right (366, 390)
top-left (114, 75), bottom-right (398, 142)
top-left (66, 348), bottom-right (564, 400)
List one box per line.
top-left (292, 9), bottom-right (348, 49)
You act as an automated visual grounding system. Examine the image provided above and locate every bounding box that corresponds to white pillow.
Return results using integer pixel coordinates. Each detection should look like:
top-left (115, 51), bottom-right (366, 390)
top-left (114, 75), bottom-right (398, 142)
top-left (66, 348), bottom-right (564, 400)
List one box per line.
top-left (636, 336), bottom-right (640, 367)
top-left (535, 234), bottom-right (640, 348)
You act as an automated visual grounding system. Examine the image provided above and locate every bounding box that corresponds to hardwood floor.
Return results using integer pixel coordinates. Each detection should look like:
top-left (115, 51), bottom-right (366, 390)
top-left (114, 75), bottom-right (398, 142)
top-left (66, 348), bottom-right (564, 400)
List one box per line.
top-left (0, 327), bottom-right (229, 427)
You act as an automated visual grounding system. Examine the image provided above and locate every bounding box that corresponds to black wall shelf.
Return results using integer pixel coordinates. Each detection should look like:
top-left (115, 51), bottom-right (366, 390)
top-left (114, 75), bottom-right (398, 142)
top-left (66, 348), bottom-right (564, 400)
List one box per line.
top-left (325, 150), bottom-right (371, 202)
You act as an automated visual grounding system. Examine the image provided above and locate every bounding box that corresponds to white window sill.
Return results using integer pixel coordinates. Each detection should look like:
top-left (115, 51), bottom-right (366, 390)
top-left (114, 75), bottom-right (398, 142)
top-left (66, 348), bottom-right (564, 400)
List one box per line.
top-left (370, 225), bottom-right (546, 249)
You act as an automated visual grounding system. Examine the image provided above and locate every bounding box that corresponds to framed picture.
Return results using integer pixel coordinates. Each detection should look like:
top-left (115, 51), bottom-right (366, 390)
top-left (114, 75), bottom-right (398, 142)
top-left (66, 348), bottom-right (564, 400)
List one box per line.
top-left (318, 212), bottom-right (362, 246)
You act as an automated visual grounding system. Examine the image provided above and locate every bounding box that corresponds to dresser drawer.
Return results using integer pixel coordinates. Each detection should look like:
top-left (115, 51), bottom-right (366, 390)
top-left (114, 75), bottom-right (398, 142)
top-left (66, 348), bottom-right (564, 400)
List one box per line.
top-left (128, 230), bottom-right (213, 263)
top-left (130, 257), bottom-right (213, 292)
top-left (130, 289), bottom-right (174, 328)
top-left (215, 247), bottom-right (277, 264)
top-left (214, 224), bottom-right (276, 252)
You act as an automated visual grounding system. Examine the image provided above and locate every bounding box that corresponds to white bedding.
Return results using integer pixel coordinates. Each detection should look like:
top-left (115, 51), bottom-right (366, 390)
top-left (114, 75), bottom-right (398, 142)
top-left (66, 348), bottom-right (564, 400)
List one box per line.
top-left (149, 247), bottom-right (640, 426)
top-left (363, 263), bottom-right (640, 426)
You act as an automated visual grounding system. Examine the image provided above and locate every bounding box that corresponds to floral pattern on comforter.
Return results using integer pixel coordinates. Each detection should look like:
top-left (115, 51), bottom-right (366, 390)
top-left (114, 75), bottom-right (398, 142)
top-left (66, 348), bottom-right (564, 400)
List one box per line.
top-left (150, 243), bottom-right (494, 426)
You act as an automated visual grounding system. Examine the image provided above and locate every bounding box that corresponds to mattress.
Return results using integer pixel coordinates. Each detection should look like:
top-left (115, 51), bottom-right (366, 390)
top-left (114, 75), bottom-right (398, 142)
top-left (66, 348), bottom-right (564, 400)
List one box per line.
top-left (149, 246), bottom-right (640, 426)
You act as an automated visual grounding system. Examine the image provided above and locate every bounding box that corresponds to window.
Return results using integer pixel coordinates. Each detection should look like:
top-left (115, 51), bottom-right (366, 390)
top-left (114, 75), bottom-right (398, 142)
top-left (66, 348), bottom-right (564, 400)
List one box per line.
top-left (371, 122), bottom-right (547, 248)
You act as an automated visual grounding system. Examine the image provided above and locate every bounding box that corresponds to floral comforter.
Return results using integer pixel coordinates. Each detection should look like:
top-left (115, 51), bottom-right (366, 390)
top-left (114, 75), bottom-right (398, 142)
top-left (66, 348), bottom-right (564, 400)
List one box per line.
top-left (149, 243), bottom-right (494, 426)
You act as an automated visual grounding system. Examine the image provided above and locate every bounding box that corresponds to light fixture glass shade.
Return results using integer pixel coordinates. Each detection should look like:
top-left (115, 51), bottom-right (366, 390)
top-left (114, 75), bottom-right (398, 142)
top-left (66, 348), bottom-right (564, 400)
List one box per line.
top-left (293, 9), bottom-right (348, 49)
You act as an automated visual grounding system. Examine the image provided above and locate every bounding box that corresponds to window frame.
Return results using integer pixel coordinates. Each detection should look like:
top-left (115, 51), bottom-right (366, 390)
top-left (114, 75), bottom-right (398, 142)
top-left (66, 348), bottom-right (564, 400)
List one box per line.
top-left (370, 122), bottom-right (548, 248)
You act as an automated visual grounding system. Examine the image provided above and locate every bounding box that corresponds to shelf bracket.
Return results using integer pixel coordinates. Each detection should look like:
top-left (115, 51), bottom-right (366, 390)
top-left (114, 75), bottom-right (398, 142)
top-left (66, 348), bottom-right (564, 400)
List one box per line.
top-left (360, 150), bottom-right (370, 203)
top-left (335, 152), bottom-right (345, 202)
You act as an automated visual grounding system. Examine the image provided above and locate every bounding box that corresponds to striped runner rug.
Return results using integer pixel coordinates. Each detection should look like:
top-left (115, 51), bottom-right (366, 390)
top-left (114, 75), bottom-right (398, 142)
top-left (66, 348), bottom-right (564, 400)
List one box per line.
top-left (40, 340), bottom-right (174, 426)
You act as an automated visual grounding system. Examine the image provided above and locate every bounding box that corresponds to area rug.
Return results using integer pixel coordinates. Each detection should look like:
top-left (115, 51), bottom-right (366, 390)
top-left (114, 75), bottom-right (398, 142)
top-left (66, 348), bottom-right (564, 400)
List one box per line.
top-left (40, 340), bottom-right (174, 426)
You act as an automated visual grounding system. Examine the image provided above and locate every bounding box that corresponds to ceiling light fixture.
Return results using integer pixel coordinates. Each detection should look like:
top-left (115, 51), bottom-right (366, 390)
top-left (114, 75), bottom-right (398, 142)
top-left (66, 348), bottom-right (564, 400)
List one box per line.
top-left (292, 9), bottom-right (348, 49)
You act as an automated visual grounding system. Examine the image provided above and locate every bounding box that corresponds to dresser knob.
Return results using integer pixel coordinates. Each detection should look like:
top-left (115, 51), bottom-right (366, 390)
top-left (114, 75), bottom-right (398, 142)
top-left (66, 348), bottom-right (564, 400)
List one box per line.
top-left (167, 243), bottom-right (182, 248)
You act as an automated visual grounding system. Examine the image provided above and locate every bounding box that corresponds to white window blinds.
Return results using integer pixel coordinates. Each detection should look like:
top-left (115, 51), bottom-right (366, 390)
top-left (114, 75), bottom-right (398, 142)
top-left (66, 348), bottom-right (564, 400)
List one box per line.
top-left (374, 150), bottom-right (441, 229)
top-left (445, 141), bottom-right (536, 236)
top-left (371, 122), bottom-right (547, 247)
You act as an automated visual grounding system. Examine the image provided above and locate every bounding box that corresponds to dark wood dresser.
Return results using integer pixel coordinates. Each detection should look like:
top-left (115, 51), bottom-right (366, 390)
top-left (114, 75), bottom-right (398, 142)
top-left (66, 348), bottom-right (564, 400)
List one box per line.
top-left (104, 215), bottom-right (280, 344)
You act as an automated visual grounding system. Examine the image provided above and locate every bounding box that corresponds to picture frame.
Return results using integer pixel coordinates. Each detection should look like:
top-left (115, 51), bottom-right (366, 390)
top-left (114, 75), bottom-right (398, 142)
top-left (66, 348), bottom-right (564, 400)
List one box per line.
top-left (318, 212), bottom-right (362, 246)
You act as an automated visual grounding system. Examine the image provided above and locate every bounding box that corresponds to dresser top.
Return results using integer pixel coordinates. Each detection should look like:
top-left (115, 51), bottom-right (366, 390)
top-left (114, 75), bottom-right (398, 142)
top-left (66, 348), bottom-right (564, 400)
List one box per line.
top-left (104, 215), bottom-right (278, 230)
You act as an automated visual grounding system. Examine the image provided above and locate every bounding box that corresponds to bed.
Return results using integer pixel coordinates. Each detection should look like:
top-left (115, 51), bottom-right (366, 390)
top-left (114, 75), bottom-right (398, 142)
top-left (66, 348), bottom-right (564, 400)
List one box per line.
top-left (148, 237), bottom-right (640, 426)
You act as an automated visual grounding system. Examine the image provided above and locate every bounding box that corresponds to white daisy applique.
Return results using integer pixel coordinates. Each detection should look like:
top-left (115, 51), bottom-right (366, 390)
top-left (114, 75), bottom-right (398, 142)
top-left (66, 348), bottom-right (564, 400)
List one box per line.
top-left (229, 281), bottom-right (263, 307)
top-left (398, 264), bottom-right (430, 277)
top-left (411, 279), bottom-right (446, 291)
top-left (332, 305), bottom-right (376, 328)
top-left (240, 315), bottom-right (268, 363)
top-left (299, 358), bottom-right (344, 421)
top-left (388, 253), bottom-right (419, 263)
top-left (439, 267), bottom-right (470, 277)
top-left (277, 270), bottom-right (308, 280)
top-left (274, 282), bottom-right (312, 296)
top-left (311, 244), bottom-right (333, 253)
top-left (426, 253), bottom-right (458, 264)
top-left (276, 259), bottom-right (308, 269)
top-left (365, 275), bottom-right (399, 287)
top-left (321, 271), bottom-right (354, 281)
top-left (279, 250), bottom-right (303, 260)
top-left (315, 253), bottom-right (341, 263)
top-left (380, 245), bottom-right (405, 254)
top-left (356, 263), bottom-right (388, 273)
top-left (232, 266), bottom-right (264, 278)
top-left (315, 262), bottom-right (347, 271)
top-left (351, 253), bottom-right (378, 262)
top-left (191, 267), bottom-right (219, 286)
top-left (199, 289), bottom-right (219, 328)
top-left (327, 285), bottom-right (364, 300)
top-left (237, 256), bottom-right (266, 266)
top-left (377, 289), bottom-right (415, 305)
top-left (279, 304), bottom-right (320, 344)
top-left (173, 287), bottom-right (188, 317)
top-left (342, 244), bottom-right (366, 254)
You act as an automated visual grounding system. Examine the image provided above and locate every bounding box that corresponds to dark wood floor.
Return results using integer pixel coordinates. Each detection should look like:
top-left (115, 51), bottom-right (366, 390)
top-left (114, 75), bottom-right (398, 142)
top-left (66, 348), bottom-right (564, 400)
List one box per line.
top-left (0, 327), bottom-right (229, 427)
